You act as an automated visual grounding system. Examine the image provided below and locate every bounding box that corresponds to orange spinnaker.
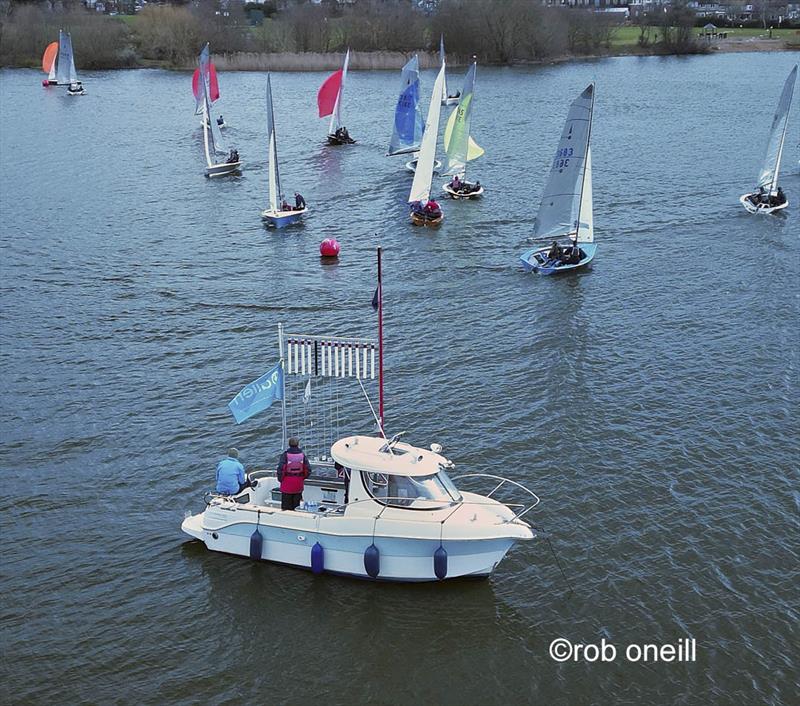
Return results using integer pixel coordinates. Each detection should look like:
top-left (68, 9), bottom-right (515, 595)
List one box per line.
top-left (42, 42), bottom-right (58, 74)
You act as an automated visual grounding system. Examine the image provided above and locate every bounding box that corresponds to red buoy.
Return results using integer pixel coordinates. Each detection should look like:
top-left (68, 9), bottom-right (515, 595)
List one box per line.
top-left (319, 238), bottom-right (340, 258)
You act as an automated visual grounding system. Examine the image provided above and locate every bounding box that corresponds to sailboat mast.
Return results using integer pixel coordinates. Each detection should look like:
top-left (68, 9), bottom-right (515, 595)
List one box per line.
top-left (574, 84), bottom-right (595, 244)
top-left (769, 107), bottom-right (790, 194)
top-left (377, 247), bottom-right (385, 434)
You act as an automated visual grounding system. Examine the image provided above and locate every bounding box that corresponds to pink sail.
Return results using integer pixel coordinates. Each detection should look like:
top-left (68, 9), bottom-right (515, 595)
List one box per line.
top-left (192, 64), bottom-right (220, 103)
top-left (317, 69), bottom-right (343, 118)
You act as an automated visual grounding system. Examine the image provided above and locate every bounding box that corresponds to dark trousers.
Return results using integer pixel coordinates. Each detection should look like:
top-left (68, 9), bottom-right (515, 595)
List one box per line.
top-left (281, 492), bottom-right (302, 511)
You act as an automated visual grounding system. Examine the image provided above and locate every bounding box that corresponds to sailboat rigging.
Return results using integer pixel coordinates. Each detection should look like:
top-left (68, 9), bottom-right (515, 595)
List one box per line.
top-left (318, 50), bottom-right (355, 145)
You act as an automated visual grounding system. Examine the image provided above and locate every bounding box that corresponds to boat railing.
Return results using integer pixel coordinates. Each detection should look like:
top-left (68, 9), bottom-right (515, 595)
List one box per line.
top-left (450, 474), bottom-right (540, 521)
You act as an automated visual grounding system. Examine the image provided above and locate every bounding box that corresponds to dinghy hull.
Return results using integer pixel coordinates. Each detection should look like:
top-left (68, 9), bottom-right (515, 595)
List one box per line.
top-left (205, 161), bottom-right (241, 178)
top-left (406, 158), bottom-right (442, 175)
top-left (443, 182), bottom-right (484, 199)
top-left (739, 192), bottom-right (788, 214)
top-left (410, 211), bottom-right (443, 227)
top-left (520, 243), bottom-right (597, 275)
top-left (261, 206), bottom-right (307, 228)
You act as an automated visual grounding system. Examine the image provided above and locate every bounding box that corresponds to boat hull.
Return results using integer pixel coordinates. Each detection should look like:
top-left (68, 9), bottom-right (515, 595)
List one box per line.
top-left (205, 160), bottom-right (241, 178)
top-left (261, 206), bottom-right (307, 228)
top-left (405, 158), bottom-right (442, 175)
top-left (410, 211), bottom-right (443, 227)
top-left (739, 192), bottom-right (788, 214)
top-left (181, 509), bottom-right (527, 582)
top-left (442, 97), bottom-right (460, 106)
top-left (443, 182), bottom-right (484, 199)
top-left (520, 243), bottom-right (597, 275)
top-left (327, 134), bottom-right (355, 146)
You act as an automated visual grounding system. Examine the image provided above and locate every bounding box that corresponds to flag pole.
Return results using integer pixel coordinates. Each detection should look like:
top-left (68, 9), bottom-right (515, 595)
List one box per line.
top-left (377, 247), bottom-right (384, 434)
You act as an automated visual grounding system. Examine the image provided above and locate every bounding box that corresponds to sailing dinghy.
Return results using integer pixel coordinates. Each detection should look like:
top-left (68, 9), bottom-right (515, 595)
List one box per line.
top-left (56, 31), bottom-right (84, 96)
top-left (388, 56), bottom-right (440, 171)
top-left (442, 61), bottom-right (484, 199)
top-left (199, 45), bottom-right (240, 177)
top-left (261, 75), bottom-right (307, 228)
top-left (193, 44), bottom-right (225, 129)
top-left (739, 65), bottom-right (796, 215)
top-left (520, 84), bottom-right (597, 275)
top-left (439, 36), bottom-right (460, 106)
top-left (408, 64), bottom-right (446, 227)
top-left (41, 40), bottom-right (58, 86)
top-left (318, 50), bottom-right (355, 145)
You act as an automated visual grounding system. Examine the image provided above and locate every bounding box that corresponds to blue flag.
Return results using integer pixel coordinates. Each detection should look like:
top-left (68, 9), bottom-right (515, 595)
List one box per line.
top-left (228, 362), bottom-right (284, 424)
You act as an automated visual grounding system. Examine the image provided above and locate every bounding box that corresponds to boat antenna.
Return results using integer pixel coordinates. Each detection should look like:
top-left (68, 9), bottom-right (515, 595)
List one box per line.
top-left (532, 527), bottom-right (574, 597)
top-left (377, 246), bottom-right (385, 432)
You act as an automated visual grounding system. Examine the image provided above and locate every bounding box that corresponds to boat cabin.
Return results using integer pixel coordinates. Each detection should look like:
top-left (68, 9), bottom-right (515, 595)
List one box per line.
top-left (219, 435), bottom-right (463, 514)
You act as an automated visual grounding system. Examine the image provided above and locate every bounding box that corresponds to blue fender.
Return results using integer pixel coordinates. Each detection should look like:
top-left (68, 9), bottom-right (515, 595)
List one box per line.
top-left (311, 542), bottom-right (325, 575)
top-left (364, 543), bottom-right (380, 578)
top-left (434, 545), bottom-right (448, 580)
top-left (249, 527), bottom-right (263, 561)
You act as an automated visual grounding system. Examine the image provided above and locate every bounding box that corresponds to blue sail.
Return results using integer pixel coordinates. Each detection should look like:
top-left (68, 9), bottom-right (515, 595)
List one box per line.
top-left (388, 56), bottom-right (424, 156)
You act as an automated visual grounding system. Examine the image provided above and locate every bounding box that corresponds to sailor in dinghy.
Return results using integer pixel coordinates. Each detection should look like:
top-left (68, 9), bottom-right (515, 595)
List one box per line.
top-left (520, 84), bottom-right (597, 275)
top-left (58, 31), bottom-right (85, 96)
top-left (442, 60), bottom-right (484, 200)
top-left (408, 65), bottom-right (447, 227)
top-left (261, 75), bottom-right (307, 228)
top-left (739, 65), bottom-right (796, 215)
top-left (319, 50), bottom-right (356, 145)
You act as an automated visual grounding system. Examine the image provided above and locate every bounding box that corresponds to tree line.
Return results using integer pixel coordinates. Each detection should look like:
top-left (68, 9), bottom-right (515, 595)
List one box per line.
top-left (0, 0), bottom-right (705, 70)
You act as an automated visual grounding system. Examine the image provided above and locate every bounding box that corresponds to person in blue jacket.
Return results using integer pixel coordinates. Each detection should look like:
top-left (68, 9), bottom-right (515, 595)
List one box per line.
top-left (216, 448), bottom-right (245, 495)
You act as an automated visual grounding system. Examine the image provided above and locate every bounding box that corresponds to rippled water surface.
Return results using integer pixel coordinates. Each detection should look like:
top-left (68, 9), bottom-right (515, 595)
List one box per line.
top-left (1, 52), bottom-right (798, 705)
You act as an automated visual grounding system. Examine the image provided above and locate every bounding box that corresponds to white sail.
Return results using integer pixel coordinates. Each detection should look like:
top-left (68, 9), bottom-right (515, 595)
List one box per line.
top-left (329, 49), bottom-right (350, 136)
top-left (68, 40), bottom-right (78, 84)
top-left (576, 146), bottom-right (594, 244)
top-left (56, 30), bottom-right (72, 85)
top-left (533, 83), bottom-right (595, 240)
top-left (757, 65), bottom-right (797, 192)
top-left (408, 64), bottom-right (446, 204)
top-left (266, 74), bottom-right (282, 211)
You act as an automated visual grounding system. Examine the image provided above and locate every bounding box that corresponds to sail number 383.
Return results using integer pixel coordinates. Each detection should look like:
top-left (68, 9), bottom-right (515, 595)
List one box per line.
top-left (553, 147), bottom-right (574, 170)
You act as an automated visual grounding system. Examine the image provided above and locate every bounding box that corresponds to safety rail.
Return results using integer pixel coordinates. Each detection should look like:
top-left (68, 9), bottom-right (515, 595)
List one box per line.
top-left (202, 492), bottom-right (534, 524)
top-left (451, 474), bottom-right (540, 521)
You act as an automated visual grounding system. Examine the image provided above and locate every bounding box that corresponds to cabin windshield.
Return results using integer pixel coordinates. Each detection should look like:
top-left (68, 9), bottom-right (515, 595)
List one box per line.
top-left (362, 469), bottom-right (462, 508)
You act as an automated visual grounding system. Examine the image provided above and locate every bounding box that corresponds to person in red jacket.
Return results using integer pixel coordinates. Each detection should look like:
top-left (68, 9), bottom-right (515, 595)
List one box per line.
top-left (277, 437), bottom-right (312, 511)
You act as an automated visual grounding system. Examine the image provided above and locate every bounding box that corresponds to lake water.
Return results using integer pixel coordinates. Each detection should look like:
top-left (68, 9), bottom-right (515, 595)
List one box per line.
top-left (1, 52), bottom-right (798, 705)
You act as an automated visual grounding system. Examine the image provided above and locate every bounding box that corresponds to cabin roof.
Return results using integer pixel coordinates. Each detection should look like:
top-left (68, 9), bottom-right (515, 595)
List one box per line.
top-left (331, 435), bottom-right (449, 477)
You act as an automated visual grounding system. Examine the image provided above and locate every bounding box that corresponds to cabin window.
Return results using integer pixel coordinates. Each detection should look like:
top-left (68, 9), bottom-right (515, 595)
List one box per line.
top-left (361, 471), bottom-right (461, 509)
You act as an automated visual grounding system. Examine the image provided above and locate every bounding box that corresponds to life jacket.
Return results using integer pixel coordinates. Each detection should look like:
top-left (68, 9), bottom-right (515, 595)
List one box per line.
top-left (280, 451), bottom-right (306, 494)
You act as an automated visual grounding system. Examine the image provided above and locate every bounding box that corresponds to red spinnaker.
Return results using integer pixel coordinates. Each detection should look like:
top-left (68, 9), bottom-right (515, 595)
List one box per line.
top-left (317, 69), bottom-right (343, 118)
top-left (192, 64), bottom-right (220, 102)
top-left (42, 42), bottom-right (58, 74)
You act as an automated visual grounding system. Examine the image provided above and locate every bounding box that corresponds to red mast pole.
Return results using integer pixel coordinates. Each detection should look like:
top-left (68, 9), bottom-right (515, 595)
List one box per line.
top-left (377, 247), bottom-right (385, 435)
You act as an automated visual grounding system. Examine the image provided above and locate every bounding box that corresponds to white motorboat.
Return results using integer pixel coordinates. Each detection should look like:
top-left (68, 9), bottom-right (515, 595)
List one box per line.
top-left (739, 65), bottom-right (796, 215)
top-left (182, 434), bottom-right (537, 582)
top-left (261, 74), bottom-right (307, 228)
top-left (181, 249), bottom-right (539, 581)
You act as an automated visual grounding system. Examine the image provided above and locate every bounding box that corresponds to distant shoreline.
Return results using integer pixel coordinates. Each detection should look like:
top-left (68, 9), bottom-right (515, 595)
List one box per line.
top-left (3, 39), bottom-right (795, 73)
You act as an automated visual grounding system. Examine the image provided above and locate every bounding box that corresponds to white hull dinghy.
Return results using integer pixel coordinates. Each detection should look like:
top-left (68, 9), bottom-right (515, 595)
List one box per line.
top-left (438, 35), bottom-right (461, 107)
top-left (181, 251), bottom-right (539, 581)
top-left (442, 61), bottom-right (484, 200)
top-left (261, 74), bottom-right (307, 228)
top-left (387, 56), bottom-right (425, 162)
top-left (739, 65), bottom-right (796, 215)
top-left (198, 45), bottom-right (241, 178)
top-left (405, 157), bottom-right (442, 174)
top-left (520, 84), bottom-right (597, 275)
top-left (57, 31), bottom-right (85, 96)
